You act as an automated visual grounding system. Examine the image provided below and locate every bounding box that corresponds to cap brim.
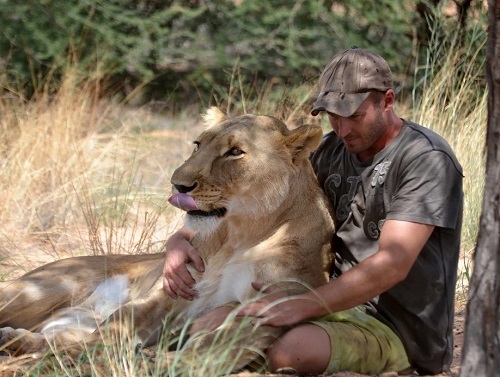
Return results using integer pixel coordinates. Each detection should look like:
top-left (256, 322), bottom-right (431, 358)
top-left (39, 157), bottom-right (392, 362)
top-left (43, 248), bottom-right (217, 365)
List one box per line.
top-left (311, 91), bottom-right (370, 117)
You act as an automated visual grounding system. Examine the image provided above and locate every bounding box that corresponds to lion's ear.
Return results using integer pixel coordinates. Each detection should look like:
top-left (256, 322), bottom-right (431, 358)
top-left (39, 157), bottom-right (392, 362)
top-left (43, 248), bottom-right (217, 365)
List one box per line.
top-left (285, 124), bottom-right (323, 165)
top-left (202, 107), bottom-right (228, 128)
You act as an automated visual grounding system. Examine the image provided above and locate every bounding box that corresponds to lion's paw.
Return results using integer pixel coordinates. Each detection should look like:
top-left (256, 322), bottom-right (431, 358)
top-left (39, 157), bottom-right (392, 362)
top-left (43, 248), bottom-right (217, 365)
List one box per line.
top-left (0, 327), bottom-right (46, 355)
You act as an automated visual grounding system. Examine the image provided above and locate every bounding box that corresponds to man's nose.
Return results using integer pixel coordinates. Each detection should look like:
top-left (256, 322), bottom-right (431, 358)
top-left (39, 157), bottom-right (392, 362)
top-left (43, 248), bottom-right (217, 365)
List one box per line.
top-left (338, 118), bottom-right (351, 138)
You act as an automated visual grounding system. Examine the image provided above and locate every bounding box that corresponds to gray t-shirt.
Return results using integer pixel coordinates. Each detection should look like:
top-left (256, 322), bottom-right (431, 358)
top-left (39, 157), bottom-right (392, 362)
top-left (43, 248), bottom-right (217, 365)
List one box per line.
top-left (311, 119), bottom-right (463, 374)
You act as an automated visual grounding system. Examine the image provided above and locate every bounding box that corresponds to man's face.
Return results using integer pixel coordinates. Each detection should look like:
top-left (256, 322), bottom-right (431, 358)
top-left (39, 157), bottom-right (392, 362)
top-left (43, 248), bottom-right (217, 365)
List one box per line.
top-left (327, 95), bottom-right (386, 159)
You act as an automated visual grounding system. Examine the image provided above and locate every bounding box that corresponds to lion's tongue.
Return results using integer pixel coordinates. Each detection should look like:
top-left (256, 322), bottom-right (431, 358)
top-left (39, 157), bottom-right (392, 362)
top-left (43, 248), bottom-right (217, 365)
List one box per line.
top-left (168, 193), bottom-right (199, 212)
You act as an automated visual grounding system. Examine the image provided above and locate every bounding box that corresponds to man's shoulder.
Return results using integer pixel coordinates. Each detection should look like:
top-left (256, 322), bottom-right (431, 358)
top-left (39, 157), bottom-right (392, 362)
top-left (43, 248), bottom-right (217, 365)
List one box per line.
top-left (398, 120), bottom-right (463, 173)
top-left (401, 120), bottom-right (454, 153)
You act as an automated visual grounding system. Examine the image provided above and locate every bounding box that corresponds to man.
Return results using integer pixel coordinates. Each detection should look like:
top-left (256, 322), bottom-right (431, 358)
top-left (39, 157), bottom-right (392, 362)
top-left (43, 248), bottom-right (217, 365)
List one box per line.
top-left (163, 47), bottom-right (463, 375)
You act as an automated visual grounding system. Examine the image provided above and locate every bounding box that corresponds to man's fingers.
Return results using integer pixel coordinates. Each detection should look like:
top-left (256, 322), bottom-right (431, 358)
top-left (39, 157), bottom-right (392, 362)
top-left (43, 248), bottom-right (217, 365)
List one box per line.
top-left (176, 264), bottom-right (196, 287)
top-left (187, 247), bottom-right (205, 272)
top-left (163, 276), bottom-right (177, 299)
top-left (239, 303), bottom-right (280, 328)
top-left (162, 232), bottom-right (201, 298)
top-left (238, 301), bottom-right (267, 317)
top-left (251, 281), bottom-right (284, 295)
top-left (169, 275), bottom-right (196, 300)
top-left (251, 281), bottom-right (265, 292)
top-left (252, 317), bottom-right (273, 327)
top-left (163, 263), bottom-right (196, 300)
top-left (189, 306), bottom-right (233, 336)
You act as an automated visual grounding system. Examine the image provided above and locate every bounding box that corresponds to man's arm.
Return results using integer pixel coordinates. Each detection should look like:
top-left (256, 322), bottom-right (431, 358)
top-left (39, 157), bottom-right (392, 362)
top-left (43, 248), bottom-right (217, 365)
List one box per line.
top-left (163, 227), bottom-right (204, 300)
top-left (239, 220), bottom-right (434, 326)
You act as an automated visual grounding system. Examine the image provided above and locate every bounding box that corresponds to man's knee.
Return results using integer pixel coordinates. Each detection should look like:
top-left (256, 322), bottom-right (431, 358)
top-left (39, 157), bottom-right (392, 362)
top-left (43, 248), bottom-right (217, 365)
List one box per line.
top-left (267, 324), bottom-right (331, 375)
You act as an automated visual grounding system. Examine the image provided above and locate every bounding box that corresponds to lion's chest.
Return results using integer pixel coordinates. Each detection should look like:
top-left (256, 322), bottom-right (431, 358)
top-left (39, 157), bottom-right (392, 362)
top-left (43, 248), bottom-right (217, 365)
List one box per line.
top-left (186, 253), bottom-right (256, 319)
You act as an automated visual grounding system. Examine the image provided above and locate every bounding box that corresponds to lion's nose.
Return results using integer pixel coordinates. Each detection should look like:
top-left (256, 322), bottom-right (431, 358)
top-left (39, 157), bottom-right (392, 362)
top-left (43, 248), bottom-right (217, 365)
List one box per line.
top-left (174, 183), bottom-right (197, 194)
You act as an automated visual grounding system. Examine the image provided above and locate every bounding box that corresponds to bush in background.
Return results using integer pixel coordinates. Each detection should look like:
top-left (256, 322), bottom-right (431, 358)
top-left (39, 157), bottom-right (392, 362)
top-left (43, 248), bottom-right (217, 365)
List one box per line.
top-left (0, 0), bottom-right (487, 106)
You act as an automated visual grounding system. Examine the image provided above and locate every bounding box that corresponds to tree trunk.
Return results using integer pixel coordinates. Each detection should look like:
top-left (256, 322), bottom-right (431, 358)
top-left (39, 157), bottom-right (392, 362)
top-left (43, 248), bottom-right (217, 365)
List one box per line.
top-left (459, 0), bottom-right (500, 376)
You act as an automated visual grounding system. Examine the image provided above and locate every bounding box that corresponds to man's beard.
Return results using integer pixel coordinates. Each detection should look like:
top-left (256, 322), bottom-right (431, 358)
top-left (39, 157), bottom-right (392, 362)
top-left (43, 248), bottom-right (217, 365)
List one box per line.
top-left (345, 108), bottom-right (387, 156)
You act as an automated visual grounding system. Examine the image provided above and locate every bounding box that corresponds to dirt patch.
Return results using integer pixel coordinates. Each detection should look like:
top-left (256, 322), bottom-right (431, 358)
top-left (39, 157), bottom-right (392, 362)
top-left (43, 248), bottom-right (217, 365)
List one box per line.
top-left (450, 308), bottom-right (465, 376)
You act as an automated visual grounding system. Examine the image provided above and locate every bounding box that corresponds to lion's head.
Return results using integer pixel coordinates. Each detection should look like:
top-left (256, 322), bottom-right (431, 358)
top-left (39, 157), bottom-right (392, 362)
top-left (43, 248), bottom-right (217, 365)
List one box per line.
top-left (168, 108), bottom-right (323, 235)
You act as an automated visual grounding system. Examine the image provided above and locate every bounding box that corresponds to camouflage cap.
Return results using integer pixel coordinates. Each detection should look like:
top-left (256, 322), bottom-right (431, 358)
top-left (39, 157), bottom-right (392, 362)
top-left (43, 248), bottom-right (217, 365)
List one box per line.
top-left (311, 47), bottom-right (393, 117)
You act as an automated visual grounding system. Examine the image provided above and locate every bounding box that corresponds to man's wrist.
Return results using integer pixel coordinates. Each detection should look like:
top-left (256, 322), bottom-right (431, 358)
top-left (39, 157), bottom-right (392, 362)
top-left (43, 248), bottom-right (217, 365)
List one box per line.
top-left (299, 292), bottom-right (330, 319)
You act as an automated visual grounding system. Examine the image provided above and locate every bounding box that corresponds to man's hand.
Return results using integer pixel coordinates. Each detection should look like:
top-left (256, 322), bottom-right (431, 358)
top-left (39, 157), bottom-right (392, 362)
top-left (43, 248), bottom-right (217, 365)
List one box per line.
top-left (189, 305), bottom-right (235, 336)
top-left (238, 282), bottom-right (317, 327)
top-left (163, 229), bottom-right (204, 300)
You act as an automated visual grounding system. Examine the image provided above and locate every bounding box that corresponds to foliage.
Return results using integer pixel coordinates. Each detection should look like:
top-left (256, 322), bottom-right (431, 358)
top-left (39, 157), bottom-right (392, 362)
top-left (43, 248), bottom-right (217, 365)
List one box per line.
top-left (1, 0), bottom-right (483, 104)
top-left (411, 2), bottom-right (487, 101)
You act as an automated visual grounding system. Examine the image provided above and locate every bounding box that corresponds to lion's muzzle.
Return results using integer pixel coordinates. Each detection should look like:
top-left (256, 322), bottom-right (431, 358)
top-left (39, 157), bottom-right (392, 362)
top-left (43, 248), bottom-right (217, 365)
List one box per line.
top-left (168, 193), bottom-right (227, 218)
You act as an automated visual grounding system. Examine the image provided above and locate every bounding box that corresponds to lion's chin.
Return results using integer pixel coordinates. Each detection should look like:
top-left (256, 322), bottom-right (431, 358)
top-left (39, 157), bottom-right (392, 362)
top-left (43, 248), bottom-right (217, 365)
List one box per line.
top-left (187, 208), bottom-right (227, 218)
top-left (184, 211), bottom-right (225, 235)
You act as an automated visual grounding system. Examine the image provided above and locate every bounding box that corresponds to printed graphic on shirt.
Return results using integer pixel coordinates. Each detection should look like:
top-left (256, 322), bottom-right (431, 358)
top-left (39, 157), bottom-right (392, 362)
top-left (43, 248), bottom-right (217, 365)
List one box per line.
top-left (371, 161), bottom-right (391, 187)
top-left (367, 219), bottom-right (385, 239)
top-left (366, 161), bottom-right (391, 239)
top-left (324, 173), bottom-right (360, 222)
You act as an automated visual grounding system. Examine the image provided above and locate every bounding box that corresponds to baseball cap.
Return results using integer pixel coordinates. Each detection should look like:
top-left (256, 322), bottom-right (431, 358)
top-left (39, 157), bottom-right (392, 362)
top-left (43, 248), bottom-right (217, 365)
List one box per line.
top-left (311, 47), bottom-right (393, 117)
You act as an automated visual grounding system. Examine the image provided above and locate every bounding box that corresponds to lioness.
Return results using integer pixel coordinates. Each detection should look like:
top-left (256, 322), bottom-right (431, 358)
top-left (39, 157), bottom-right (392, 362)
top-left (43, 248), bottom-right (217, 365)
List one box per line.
top-left (0, 108), bottom-right (334, 372)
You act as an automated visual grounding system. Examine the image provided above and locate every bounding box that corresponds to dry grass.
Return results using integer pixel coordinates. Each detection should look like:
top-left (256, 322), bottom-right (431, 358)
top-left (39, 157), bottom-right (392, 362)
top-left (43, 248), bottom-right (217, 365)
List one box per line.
top-left (0, 23), bottom-right (487, 375)
top-left (407, 25), bottom-right (487, 303)
top-left (0, 73), bottom-right (204, 278)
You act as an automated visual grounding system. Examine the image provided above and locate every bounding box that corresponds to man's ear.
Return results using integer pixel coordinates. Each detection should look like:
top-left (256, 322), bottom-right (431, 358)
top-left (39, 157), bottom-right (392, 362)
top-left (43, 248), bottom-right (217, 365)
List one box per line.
top-left (202, 107), bottom-right (228, 128)
top-left (285, 124), bottom-right (323, 165)
top-left (384, 89), bottom-right (396, 112)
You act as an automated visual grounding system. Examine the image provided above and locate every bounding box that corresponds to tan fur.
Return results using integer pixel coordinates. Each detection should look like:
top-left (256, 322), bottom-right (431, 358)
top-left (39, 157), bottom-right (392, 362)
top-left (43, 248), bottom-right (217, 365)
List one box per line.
top-left (0, 108), bottom-right (334, 371)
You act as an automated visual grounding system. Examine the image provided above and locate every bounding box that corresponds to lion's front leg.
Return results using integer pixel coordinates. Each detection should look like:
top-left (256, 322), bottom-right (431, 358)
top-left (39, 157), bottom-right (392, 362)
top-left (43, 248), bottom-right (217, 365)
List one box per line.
top-left (95, 287), bottom-right (172, 349)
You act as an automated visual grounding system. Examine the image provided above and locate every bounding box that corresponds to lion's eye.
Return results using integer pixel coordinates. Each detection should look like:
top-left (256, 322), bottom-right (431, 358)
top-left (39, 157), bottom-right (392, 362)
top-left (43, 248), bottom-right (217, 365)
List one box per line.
top-left (224, 147), bottom-right (244, 158)
top-left (193, 141), bottom-right (200, 152)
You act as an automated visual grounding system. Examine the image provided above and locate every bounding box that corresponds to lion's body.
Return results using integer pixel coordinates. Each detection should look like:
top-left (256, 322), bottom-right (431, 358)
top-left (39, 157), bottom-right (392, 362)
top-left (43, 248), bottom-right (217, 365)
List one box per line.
top-left (0, 108), bottom-right (334, 371)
